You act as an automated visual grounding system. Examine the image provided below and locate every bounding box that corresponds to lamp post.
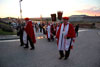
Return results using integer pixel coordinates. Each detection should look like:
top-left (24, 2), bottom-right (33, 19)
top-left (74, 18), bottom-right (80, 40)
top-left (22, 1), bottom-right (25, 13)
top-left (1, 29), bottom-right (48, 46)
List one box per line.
top-left (19, 0), bottom-right (23, 23)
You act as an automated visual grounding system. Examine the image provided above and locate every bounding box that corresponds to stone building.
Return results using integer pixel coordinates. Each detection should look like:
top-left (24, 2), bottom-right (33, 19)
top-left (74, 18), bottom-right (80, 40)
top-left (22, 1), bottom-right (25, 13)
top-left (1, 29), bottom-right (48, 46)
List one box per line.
top-left (69, 15), bottom-right (100, 23)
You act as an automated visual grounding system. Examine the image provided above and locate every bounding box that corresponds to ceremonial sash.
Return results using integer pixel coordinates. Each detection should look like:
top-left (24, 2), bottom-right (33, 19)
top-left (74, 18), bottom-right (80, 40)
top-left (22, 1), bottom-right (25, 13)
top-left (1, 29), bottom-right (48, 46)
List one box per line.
top-left (47, 25), bottom-right (51, 38)
top-left (58, 23), bottom-right (69, 50)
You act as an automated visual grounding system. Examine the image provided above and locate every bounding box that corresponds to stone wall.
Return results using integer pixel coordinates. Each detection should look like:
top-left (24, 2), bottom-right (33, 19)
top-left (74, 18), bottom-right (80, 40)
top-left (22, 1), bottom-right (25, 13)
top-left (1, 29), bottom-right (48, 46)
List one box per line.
top-left (95, 23), bottom-right (100, 29)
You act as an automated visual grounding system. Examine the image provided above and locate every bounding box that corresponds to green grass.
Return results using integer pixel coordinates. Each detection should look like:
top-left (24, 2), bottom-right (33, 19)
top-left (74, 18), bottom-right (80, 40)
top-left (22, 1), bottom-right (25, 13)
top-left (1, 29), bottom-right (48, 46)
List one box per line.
top-left (0, 22), bottom-right (10, 26)
top-left (0, 29), bottom-right (16, 35)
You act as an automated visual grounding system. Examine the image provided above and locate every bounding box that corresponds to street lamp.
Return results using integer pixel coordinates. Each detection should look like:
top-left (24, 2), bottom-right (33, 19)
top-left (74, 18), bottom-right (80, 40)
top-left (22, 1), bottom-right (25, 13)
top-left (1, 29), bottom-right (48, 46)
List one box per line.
top-left (19, 0), bottom-right (23, 23)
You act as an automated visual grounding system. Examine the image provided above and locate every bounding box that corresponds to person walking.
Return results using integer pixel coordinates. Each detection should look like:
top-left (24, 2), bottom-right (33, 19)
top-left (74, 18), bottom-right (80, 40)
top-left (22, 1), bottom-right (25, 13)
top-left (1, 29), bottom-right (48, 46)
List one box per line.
top-left (56, 17), bottom-right (76, 60)
top-left (16, 19), bottom-right (24, 46)
top-left (23, 18), bottom-right (36, 50)
top-left (75, 24), bottom-right (79, 37)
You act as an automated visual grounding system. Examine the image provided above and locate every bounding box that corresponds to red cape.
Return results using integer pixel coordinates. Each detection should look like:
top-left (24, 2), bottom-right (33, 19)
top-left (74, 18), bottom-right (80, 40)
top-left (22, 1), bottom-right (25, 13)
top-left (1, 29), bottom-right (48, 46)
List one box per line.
top-left (25, 21), bottom-right (36, 43)
top-left (56, 23), bottom-right (76, 46)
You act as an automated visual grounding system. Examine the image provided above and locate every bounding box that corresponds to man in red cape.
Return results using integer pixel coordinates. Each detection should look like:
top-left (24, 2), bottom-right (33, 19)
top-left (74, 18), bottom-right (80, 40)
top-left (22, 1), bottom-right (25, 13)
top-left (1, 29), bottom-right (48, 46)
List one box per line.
top-left (24, 18), bottom-right (36, 50)
top-left (56, 17), bottom-right (76, 60)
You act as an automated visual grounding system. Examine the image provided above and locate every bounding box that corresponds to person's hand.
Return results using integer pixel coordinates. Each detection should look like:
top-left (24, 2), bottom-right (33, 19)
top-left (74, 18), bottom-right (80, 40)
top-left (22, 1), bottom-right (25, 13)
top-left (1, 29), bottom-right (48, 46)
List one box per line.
top-left (64, 36), bottom-right (70, 39)
top-left (64, 36), bottom-right (67, 39)
top-left (50, 33), bottom-right (52, 35)
top-left (67, 37), bottom-right (70, 39)
top-left (70, 45), bottom-right (73, 49)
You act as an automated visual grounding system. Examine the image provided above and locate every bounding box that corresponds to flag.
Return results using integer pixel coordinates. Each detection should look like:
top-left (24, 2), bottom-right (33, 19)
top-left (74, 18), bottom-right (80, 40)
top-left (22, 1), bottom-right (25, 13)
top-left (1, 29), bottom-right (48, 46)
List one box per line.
top-left (19, 0), bottom-right (22, 2)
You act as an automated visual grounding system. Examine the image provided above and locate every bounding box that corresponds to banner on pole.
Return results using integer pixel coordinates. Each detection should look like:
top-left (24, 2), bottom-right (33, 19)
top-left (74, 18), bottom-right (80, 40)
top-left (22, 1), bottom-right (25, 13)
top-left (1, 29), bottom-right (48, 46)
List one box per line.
top-left (19, 0), bottom-right (23, 2)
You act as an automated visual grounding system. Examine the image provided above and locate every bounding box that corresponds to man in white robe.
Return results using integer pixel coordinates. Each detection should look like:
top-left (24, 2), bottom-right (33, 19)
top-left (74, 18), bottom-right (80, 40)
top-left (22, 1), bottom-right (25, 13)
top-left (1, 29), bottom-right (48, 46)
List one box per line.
top-left (56, 17), bottom-right (76, 60)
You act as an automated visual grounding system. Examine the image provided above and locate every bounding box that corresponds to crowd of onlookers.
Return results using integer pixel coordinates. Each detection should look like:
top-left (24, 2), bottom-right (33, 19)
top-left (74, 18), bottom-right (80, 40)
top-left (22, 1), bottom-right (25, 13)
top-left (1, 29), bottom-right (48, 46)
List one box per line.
top-left (33, 22), bottom-right (60, 35)
top-left (16, 20), bottom-right (79, 37)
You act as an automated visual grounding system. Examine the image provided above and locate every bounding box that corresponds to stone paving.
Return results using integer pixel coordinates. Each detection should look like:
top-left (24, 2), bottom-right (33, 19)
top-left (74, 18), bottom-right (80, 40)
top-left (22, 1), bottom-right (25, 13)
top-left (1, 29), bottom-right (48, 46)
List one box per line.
top-left (0, 28), bottom-right (100, 67)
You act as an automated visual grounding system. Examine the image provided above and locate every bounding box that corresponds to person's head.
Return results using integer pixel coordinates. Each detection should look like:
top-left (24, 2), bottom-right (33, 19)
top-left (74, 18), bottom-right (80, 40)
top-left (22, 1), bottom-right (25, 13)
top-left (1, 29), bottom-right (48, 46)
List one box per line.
top-left (62, 17), bottom-right (69, 24)
top-left (24, 17), bottom-right (29, 22)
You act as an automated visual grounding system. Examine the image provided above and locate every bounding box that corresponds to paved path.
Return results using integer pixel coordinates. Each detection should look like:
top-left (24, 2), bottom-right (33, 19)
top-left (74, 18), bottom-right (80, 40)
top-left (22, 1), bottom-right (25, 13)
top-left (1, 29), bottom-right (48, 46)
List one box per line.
top-left (0, 29), bottom-right (100, 67)
top-left (0, 35), bottom-right (19, 40)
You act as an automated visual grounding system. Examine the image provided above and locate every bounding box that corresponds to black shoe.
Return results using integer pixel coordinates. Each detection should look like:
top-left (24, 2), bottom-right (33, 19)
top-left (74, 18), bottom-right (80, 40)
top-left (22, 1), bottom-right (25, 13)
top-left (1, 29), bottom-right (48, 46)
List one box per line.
top-left (30, 48), bottom-right (35, 50)
top-left (20, 44), bottom-right (24, 46)
top-left (24, 46), bottom-right (29, 48)
top-left (52, 39), bottom-right (54, 41)
top-left (48, 38), bottom-right (51, 42)
top-left (59, 56), bottom-right (64, 60)
top-left (48, 40), bottom-right (51, 42)
top-left (64, 57), bottom-right (68, 60)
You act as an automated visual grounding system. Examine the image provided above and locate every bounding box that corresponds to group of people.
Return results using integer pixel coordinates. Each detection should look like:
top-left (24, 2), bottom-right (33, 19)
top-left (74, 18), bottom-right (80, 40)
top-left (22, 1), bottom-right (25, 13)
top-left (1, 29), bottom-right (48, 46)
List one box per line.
top-left (17, 17), bottom-right (78, 60)
top-left (46, 17), bottom-right (76, 60)
top-left (34, 22), bottom-right (47, 34)
top-left (46, 22), bottom-right (58, 42)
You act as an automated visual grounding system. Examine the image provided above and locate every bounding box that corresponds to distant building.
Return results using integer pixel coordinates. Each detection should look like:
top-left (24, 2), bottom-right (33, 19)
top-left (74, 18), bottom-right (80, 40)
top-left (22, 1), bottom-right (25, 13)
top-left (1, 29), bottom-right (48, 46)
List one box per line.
top-left (69, 15), bottom-right (100, 23)
top-left (83, 16), bottom-right (100, 22)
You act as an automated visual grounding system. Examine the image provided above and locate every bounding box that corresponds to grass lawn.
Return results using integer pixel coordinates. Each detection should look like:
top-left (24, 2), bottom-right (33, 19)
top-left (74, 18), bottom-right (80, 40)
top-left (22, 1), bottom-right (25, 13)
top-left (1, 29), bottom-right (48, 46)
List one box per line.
top-left (0, 29), bottom-right (16, 35)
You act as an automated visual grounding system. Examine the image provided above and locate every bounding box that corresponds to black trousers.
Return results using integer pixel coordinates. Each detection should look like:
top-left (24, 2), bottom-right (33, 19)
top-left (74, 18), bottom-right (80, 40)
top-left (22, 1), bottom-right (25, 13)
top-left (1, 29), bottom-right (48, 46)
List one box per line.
top-left (19, 30), bottom-right (24, 46)
top-left (20, 35), bottom-right (24, 46)
top-left (59, 48), bottom-right (71, 58)
top-left (43, 28), bottom-right (46, 34)
top-left (51, 35), bottom-right (54, 41)
top-left (25, 35), bottom-right (35, 48)
top-left (59, 38), bottom-right (72, 58)
top-left (40, 28), bottom-right (42, 32)
top-left (48, 38), bottom-right (51, 42)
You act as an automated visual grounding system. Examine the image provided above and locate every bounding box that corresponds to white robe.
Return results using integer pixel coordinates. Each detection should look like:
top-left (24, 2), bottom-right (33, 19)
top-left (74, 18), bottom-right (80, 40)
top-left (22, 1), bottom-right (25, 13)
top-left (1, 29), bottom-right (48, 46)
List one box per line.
top-left (58, 23), bottom-right (72, 51)
top-left (56, 26), bottom-right (59, 40)
top-left (23, 30), bottom-right (27, 44)
top-left (56, 26), bottom-right (59, 35)
top-left (47, 25), bottom-right (51, 38)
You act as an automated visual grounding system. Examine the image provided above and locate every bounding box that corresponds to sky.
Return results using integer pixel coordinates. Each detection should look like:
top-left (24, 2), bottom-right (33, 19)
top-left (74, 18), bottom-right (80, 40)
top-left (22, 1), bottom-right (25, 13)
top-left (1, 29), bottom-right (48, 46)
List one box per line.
top-left (0, 0), bottom-right (100, 18)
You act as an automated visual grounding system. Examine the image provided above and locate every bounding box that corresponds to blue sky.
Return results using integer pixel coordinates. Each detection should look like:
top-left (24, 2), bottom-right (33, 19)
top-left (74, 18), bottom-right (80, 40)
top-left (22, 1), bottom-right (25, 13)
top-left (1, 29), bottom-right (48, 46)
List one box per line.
top-left (0, 0), bottom-right (100, 18)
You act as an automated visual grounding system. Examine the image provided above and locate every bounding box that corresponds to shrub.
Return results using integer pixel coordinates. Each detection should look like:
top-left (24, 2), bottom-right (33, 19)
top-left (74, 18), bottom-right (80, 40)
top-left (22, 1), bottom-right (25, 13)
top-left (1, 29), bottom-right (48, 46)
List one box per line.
top-left (0, 22), bottom-right (13, 32)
